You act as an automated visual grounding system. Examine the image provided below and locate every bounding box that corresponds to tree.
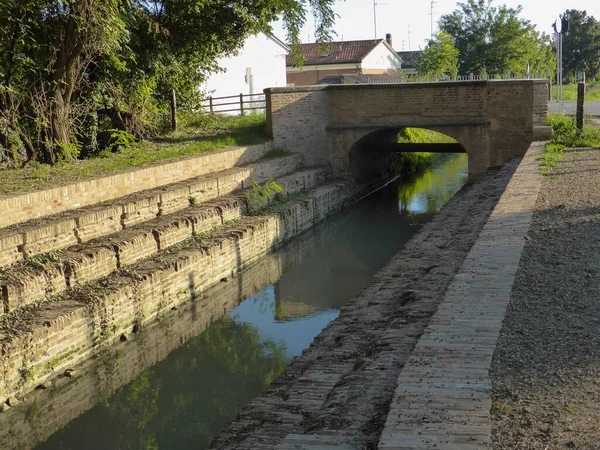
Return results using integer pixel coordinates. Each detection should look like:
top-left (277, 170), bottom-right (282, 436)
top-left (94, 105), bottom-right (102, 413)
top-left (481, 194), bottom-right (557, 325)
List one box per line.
top-left (439, 0), bottom-right (555, 77)
top-left (561, 10), bottom-right (600, 80)
top-left (416, 32), bottom-right (460, 78)
top-left (0, 0), bottom-right (128, 163)
top-left (0, 0), bottom-right (337, 165)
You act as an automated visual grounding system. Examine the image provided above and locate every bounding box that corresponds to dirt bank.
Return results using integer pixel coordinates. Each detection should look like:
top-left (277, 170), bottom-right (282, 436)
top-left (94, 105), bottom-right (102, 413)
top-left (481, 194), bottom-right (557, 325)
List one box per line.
top-left (212, 157), bottom-right (521, 450)
top-left (491, 147), bottom-right (600, 449)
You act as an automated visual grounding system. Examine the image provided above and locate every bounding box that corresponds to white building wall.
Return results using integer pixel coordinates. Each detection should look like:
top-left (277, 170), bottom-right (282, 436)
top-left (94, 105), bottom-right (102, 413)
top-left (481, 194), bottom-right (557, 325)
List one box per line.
top-left (361, 42), bottom-right (403, 70)
top-left (203, 33), bottom-right (287, 113)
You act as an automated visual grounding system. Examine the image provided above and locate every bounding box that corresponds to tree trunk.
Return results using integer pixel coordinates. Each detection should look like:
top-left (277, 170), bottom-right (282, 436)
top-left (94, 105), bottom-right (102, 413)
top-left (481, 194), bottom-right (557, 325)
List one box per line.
top-left (170, 88), bottom-right (177, 132)
top-left (48, 90), bottom-right (71, 163)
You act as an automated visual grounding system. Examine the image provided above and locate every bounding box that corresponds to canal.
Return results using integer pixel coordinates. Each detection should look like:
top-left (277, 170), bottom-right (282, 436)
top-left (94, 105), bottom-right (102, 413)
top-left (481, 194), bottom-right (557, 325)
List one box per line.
top-left (0, 153), bottom-right (468, 450)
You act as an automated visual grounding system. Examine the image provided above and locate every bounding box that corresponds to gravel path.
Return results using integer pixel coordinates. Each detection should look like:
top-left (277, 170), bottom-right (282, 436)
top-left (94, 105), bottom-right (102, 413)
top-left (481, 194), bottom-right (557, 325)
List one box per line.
top-left (491, 147), bottom-right (600, 449)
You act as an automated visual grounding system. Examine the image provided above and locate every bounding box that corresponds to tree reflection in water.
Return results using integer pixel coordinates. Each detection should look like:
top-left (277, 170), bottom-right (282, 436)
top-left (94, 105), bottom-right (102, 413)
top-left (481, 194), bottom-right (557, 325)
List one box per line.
top-left (37, 318), bottom-right (287, 450)
top-left (398, 153), bottom-right (468, 215)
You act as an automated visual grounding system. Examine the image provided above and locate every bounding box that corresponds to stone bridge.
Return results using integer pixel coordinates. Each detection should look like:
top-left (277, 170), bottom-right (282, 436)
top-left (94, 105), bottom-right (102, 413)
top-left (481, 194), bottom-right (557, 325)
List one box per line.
top-left (265, 80), bottom-right (549, 181)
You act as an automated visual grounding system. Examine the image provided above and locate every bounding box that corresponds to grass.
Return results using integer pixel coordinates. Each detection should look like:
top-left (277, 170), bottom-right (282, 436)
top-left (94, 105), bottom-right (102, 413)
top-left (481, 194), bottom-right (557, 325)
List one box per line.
top-left (396, 128), bottom-right (458, 175)
top-left (0, 113), bottom-right (267, 195)
top-left (551, 81), bottom-right (600, 102)
top-left (540, 113), bottom-right (600, 174)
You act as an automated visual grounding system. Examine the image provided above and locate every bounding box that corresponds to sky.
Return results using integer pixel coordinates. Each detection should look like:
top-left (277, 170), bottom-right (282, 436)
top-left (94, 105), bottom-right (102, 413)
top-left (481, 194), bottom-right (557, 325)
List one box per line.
top-left (271, 0), bottom-right (600, 51)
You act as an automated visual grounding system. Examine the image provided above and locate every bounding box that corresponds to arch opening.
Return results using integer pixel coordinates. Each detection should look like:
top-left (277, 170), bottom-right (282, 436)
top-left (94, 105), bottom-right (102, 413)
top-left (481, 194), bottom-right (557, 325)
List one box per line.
top-left (348, 127), bottom-right (468, 182)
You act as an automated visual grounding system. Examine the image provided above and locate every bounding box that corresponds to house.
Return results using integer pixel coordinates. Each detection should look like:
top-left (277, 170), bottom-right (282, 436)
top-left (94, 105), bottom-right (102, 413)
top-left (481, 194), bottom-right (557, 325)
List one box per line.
top-left (203, 32), bottom-right (289, 112)
top-left (396, 50), bottom-right (422, 76)
top-left (286, 34), bottom-right (403, 86)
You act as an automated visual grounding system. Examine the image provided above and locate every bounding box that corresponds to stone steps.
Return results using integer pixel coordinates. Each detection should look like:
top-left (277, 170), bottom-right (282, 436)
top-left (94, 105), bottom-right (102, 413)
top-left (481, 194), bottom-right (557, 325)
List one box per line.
top-left (0, 179), bottom-right (360, 403)
top-left (0, 143), bottom-right (273, 230)
top-left (0, 165), bottom-right (330, 315)
top-left (0, 153), bottom-right (302, 269)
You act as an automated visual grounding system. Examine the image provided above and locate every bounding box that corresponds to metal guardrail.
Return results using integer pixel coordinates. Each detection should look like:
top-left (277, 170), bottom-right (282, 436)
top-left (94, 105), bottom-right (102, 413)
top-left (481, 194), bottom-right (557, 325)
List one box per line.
top-left (360, 73), bottom-right (550, 84)
top-left (199, 93), bottom-right (266, 114)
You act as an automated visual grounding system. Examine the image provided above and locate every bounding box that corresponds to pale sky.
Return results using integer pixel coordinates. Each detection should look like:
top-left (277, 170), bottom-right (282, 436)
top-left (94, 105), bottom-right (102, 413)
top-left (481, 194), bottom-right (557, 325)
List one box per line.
top-left (271, 0), bottom-right (600, 51)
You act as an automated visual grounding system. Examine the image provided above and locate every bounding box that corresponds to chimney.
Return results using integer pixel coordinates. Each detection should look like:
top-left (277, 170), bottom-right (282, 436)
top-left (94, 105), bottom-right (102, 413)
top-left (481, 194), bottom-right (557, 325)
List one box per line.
top-left (385, 33), bottom-right (393, 48)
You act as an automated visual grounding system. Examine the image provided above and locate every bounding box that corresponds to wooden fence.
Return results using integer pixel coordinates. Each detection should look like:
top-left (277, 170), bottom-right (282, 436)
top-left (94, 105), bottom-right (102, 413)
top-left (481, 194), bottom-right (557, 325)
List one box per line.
top-left (200, 93), bottom-right (266, 115)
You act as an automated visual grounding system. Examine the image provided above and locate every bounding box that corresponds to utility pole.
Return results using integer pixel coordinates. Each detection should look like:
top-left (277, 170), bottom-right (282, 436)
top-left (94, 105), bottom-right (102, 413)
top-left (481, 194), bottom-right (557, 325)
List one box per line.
top-left (430, 0), bottom-right (437, 40)
top-left (372, 0), bottom-right (388, 39)
top-left (373, 0), bottom-right (377, 38)
top-left (408, 25), bottom-right (411, 50)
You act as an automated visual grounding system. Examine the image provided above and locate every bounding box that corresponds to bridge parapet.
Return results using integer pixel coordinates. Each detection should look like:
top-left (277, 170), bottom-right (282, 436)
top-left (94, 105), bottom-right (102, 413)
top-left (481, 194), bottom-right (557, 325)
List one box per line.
top-left (265, 80), bottom-right (549, 181)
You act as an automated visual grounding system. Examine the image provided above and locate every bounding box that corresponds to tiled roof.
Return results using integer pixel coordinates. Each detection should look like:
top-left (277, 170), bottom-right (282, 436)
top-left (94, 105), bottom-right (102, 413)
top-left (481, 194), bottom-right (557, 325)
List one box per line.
top-left (287, 40), bottom-right (384, 66)
top-left (396, 51), bottom-right (422, 68)
top-left (313, 74), bottom-right (399, 85)
top-left (314, 75), bottom-right (344, 85)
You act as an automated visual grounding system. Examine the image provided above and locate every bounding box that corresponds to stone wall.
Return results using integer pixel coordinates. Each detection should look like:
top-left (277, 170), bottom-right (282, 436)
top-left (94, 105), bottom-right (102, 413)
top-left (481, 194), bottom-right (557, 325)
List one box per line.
top-left (0, 181), bottom-right (360, 403)
top-left (0, 143), bottom-right (271, 230)
top-left (0, 211), bottom-right (339, 450)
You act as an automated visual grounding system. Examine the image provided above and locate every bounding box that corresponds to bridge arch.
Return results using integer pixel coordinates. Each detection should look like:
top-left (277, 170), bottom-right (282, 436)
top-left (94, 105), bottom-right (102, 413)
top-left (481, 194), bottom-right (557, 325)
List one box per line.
top-left (347, 127), bottom-right (468, 182)
top-left (333, 125), bottom-right (489, 182)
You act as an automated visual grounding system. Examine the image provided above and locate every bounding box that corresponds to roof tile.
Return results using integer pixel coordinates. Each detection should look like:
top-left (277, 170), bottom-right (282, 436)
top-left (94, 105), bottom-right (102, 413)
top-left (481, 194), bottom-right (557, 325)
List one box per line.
top-left (287, 40), bottom-right (384, 66)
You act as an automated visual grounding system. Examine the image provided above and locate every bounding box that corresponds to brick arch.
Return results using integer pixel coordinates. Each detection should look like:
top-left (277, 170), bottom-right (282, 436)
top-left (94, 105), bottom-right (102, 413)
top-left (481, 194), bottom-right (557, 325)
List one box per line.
top-left (334, 126), bottom-right (490, 182)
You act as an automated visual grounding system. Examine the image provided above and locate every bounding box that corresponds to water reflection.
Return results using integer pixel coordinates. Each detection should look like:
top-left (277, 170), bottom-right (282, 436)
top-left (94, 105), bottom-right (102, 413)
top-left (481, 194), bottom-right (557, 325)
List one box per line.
top-left (399, 153), bottom-right (469, 214)
top-left (38, 318), bottom-right (287, 450)
top-left (0, 153), bottom-right (468, 450)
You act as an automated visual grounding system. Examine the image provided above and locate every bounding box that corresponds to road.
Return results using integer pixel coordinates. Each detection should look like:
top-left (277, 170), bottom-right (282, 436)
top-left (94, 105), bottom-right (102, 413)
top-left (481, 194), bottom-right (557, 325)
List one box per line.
top-left (549, 101), bottom-right (600, 116)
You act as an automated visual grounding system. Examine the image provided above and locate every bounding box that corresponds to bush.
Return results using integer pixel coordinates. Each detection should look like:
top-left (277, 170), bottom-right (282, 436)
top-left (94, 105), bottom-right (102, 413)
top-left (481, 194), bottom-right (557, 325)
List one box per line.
top-left (541, 113), bottom-right (600, 173)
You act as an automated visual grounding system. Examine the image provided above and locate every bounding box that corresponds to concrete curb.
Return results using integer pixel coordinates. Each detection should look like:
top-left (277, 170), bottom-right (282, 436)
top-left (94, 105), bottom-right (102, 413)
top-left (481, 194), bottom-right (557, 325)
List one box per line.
top-left (378, 142), bottom-right (544, 449)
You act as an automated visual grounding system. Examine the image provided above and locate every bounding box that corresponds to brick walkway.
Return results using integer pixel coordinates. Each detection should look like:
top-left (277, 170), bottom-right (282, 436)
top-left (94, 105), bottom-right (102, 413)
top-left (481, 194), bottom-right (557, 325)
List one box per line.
top-left (378, 143), bottom-right (544, 449)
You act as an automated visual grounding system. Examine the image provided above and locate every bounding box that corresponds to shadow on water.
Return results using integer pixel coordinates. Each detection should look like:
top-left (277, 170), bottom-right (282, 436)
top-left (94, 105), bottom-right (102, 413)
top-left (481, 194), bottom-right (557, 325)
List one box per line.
top-left (0, 153), bottom-right (468, 450)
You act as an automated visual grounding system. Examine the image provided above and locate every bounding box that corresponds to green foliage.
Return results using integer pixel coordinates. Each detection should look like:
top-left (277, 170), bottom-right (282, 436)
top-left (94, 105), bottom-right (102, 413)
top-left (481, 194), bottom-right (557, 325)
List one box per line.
top-left (560, 10), bottom-right (600, 81)
top-left (395, 128), bottom-right (458, 175)
top-left (398, 128), bottom-right (457, 144)
top-left (0, 0), bottom-right (334, 164)
top-left (105, 130), bottom-right (138, 154)
top-left (540, 113), bottom-right (600, 173)
top-left (0, 114), bottom-right (267, 195)
top-left (416, 32), bottom-right (460, 78)
top-left (439, 0), bottom-right (555, 76)
top-left (244, 179), bottom-right (284, 213)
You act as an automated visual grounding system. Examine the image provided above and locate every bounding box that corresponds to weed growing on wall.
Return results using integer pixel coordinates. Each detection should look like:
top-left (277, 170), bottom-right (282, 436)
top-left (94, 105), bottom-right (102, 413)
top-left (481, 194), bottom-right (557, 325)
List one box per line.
top-left (244, 179), bottom-right (283, 214)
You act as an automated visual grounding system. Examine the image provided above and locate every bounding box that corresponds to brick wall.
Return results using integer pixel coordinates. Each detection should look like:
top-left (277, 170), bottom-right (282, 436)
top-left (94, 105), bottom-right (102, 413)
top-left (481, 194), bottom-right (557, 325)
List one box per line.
top-left (0, 211), bottom-right (341, 449)
top-left (0, 181), bottom-right (360, 403)
top-left (533, 80), bottom-right (550, 126)
top-left (0, 143), bottom-right (271, 230)
top-left (265, 87), bottom-right (330, 166)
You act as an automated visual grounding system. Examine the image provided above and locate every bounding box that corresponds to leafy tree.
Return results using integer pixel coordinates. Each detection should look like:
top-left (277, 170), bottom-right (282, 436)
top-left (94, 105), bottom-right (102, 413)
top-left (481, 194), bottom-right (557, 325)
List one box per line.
top-left (439, 0), bottom-right (555, 76)
top-left (0, 0), bottom-right (336, 165)
top-left (416, 32), bottom-right (460, 78)
top-left (561, 10), bottom-right (600, 80)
